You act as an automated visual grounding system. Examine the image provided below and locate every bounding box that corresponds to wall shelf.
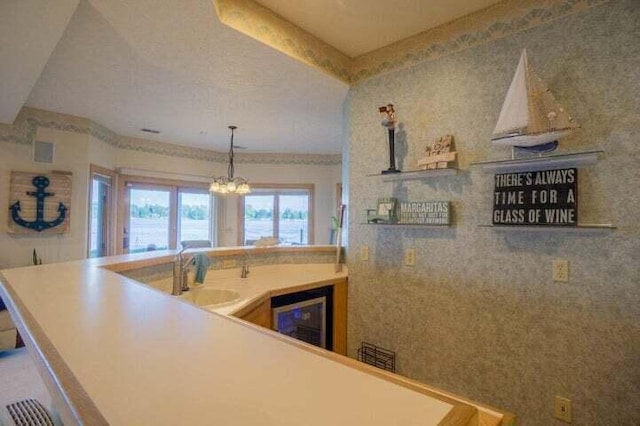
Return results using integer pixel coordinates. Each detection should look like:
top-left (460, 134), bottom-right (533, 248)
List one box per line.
top-left (367, 168), bottom-right (458, 182)
top-left (362, 223), bottom-right (450, 229)
top-left (479, 224), bottom-right (616, 233)
top-left (471, 150), bottom-right (603, 173)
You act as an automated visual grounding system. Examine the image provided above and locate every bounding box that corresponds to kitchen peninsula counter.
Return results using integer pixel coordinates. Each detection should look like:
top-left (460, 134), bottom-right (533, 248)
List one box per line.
top-left (0, 246), bottom-right (514, 425)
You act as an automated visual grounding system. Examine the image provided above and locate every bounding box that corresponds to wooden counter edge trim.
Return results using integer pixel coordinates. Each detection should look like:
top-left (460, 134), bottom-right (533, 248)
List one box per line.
top-left (230, 277), bottom-right (349, 356)
top-left (229, 277), bottom-right (346, 317)
top-left (0, 272), bottom-right (108, 426)
top-left (440, 404), bottom-right (478, 426)
top-left (332, 279), bottom-right (348, 356)
top-left (224, 313), bottom-right (479, 426)
top-left (225, 308), bottom-right (513, 426)
top-left (100, 245), bottom-right (337, 273)
top-left (231, 293), bottom-right (272, 318)
top-left (100, 255), bottom-right (174, 272)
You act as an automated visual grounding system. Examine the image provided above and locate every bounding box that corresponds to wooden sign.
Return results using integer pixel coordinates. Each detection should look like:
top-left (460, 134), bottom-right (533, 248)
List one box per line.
top-left (493, 168), bottom-right (577, 226)
top-left (399, 201), bottom-right (450, 225)
top-left (417, 135), bottom-right (457, 169)
top-left (8, 171), bottom-right (72, 235)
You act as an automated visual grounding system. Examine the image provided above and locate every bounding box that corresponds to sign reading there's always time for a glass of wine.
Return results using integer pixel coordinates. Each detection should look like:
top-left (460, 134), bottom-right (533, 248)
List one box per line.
top-left (492, 168), bottom-right (578, 226)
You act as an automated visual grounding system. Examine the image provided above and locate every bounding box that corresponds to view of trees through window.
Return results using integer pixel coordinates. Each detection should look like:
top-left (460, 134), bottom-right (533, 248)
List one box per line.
top-left (127, 188), bottom-right (211, 253)
top-left (130, 203), bottom-right (209, 220)
top-left (243, 190), bottom-right (310, 245)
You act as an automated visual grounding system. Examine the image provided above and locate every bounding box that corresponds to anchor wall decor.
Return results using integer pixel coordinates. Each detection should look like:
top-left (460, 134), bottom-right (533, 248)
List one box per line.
top-left (8, 171), bottom-right (72, 235)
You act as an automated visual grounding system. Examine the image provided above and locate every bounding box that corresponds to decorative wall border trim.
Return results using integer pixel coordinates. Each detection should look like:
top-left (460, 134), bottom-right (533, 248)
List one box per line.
top-left (350, 0), bottom-right (610, 82)
top-left (214, 0), bottom-right (352, 83)
top-left (0, 108), bottom-right (342, 166)
top-left (213, 0), bottom-right (610, 84)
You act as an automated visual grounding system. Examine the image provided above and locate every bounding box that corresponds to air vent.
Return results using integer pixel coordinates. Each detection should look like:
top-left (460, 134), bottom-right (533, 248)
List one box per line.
top-left (33, 141), bottom-right (54, 164)
top-left (140, 128), bottom-right (160, 134)
top-left (5, 399), bottom-right (54, 426)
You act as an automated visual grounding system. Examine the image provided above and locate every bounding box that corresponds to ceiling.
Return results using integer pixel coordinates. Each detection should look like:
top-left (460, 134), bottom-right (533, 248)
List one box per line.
top-left (1, 0), bottom-right (501, 155)
top-left (254, 0), bottom-right (501, 57)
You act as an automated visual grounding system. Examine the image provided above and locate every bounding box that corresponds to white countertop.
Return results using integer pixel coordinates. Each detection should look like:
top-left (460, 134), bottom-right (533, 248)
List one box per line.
top-left (0, 252), bottom-right (474, 425)
top-left (148, 263), bottom-right (346, 315)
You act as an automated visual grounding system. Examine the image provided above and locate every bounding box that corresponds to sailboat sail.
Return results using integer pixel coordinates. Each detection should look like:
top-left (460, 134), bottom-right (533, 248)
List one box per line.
top-left (492, 49), bottom-right (579, 148)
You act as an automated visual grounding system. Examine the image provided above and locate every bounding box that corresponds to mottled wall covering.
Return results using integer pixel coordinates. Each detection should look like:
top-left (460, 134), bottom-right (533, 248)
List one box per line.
top-left (346, 1), bottom-right (639, 424)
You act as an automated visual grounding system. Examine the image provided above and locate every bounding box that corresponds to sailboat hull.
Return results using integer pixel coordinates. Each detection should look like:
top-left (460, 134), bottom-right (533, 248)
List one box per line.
top-left (491, 129), bottom-right (574, 147)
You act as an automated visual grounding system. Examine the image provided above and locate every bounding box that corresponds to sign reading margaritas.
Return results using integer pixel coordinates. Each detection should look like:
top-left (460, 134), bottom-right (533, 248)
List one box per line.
top-left (399, 201), bottom-right (450, 225)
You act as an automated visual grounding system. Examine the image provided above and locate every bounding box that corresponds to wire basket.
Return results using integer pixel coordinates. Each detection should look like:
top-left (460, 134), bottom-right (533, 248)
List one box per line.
top-left (358, 342), bottom-right (396, 373)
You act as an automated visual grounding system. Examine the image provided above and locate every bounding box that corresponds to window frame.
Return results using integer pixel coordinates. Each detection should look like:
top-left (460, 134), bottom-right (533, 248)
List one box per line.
top-left (87, 164), bottom-right (116, 258)
top-left (116, 175), bottom-right (214, 254)
top-left (237, 183), bottom-right (315, 246)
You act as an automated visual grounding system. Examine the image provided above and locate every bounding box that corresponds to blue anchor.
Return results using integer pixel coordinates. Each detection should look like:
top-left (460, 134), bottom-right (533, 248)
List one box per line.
top-left (10, 176), bottom-right (68, 232)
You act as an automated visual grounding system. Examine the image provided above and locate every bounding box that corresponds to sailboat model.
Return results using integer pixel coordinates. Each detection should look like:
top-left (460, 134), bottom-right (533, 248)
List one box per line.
top-left (492, 49), bottom-right (579, 152)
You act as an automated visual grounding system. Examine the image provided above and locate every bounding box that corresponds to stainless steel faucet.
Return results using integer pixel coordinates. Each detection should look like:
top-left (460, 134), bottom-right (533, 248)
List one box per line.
top-left (240, 255), bottom-right (250, 278)
top-left (172, 248), bottom-right (195, 295)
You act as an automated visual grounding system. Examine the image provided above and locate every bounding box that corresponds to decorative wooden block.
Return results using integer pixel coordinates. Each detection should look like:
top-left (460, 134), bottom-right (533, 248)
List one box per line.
top-left (417, 134), bottom-right (457, 169)
top-left (8, 171), bottom-right (72, 235)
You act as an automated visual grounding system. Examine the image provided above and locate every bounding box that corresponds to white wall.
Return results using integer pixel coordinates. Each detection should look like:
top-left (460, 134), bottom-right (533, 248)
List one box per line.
top-left (0, 128), bottom-right (89, 268)
top-left (0, 111), bottom-right (341, 267)
top-left (88, 135), bottom-right (117, 169)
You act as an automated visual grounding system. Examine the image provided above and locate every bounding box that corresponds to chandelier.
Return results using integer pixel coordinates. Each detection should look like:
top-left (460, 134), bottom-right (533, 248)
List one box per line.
top-left (209, 125), bottom-right (251, 195)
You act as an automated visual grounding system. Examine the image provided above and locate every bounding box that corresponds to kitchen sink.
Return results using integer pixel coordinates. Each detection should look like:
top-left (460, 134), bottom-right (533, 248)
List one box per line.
top-left (179, 288), bottom-right (240, 308)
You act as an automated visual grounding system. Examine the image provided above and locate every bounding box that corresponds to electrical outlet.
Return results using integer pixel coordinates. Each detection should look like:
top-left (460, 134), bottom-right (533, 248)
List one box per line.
top-left (404, 249), bottom-right (415, 266)
top-left (553, 259), bottom-right (569, 282)
top-left (222, 259), bottom-right (237, 269)
top-left (554, 396), bottom-right (572, 423)
top-left (360, 245), bottom-right (369, 261)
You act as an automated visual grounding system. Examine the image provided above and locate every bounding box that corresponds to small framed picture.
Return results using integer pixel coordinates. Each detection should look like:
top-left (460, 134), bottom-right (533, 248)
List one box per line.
top-left (376, 197), bottom-right (398, 224)
top-left (366, 209), bottom-right (378, 223)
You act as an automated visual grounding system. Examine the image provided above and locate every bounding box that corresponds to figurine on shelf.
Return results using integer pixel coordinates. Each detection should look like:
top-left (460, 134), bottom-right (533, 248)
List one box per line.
top-left (379, 104), bottom-right (401, 174)
top-left (417, 134), bottom-right (457, 170)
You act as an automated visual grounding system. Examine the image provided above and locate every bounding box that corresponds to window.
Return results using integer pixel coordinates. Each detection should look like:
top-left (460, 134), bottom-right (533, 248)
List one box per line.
top-left (118, 175), bottom-right (214, 254)
top-left (178, 190), bottom-right (212, 243)
top-left (88, 165), bottom-right (115, 258)
top-left (239, 184), bottom-right (314, 245)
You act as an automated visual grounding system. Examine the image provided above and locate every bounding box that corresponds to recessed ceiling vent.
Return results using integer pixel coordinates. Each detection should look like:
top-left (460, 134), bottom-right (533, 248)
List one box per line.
top-left (140, 128), bottom-right (160, 134)
top-left (33, 141), bottom-right (55, 164)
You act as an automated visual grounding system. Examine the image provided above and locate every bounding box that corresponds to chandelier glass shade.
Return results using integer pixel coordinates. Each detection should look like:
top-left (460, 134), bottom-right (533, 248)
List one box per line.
top-left (210, 126), bottom-right (251, 195)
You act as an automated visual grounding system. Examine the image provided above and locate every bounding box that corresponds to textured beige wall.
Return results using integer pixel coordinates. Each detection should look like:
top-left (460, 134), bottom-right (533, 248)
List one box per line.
top-left (345, 0), bottom-right (639, 424)
top-left (0, 128), bottom-right (89, 268)
top-left (88, 135), bottom-right (117, 169)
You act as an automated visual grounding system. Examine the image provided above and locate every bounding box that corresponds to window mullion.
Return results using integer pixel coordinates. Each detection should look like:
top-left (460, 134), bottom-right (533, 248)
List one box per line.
top-left (273, 194), bottom-right (279, 240)
top-left (169, 187), bottom-right (179, 249)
